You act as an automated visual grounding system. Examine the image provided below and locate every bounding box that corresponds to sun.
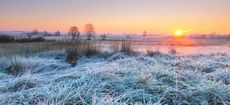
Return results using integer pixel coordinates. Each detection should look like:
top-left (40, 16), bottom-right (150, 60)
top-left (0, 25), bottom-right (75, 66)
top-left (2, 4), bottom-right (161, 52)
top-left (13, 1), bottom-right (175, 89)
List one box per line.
top-left (174, 30), bottom-right (184, 37)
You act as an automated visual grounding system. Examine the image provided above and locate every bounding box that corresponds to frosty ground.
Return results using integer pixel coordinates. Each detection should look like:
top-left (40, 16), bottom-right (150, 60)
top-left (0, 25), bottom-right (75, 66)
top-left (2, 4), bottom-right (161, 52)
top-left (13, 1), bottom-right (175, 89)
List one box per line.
top-left (0, 48), bottom-right (229, 105)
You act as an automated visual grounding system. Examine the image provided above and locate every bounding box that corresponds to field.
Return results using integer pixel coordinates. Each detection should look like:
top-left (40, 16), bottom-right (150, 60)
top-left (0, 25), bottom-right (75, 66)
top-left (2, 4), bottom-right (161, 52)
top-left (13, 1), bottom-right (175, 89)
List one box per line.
top-left (0, 38), bottom-right (230, 105)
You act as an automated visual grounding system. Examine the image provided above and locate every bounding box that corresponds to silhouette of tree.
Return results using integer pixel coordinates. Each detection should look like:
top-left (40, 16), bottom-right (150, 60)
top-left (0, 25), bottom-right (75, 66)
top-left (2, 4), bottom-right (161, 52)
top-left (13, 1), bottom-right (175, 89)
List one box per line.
top-left (101, 34), bottom-right (106, 40)
top-left (85, 24), bottom-right (95, 40)
top-left (69, 26), bottom-right (80, 40)
top-left (43, 31), bottom-right (51, 36)
top-left (143, 31), bottom-right (147, 37)
top-left (27, 33), bottom-right (32, 39)
top-left (126, 35), bottom-right (130, 40)
top-left (27, 29), bottom-right (39, 39)
top-left (54, 31), bottom-right (61, 36)
top-left (31, 29), bottom-right (39, 35)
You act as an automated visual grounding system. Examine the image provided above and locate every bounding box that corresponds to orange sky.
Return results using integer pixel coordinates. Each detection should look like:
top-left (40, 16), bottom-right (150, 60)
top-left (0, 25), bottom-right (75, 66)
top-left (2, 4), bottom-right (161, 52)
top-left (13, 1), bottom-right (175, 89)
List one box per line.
top-left (1, 0), bottom-right (230, 34)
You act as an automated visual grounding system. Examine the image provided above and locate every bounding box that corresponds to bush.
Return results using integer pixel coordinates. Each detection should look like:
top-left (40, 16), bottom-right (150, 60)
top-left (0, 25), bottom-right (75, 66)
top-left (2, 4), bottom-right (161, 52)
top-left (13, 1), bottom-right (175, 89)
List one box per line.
top-left (101, 34), bottom-right (106, 40)
top-left (16, 37), bottom-right (45, 43)
top-left (169, 48), bottom-right (177, 54)
top-left (83, 43), bottom-right (101, 57)
top-left (65, 40), bottom-right (101, 67)
top-left (110, 42), bottom-right (121, 52)
top-left (65, 47), bottom-right (81, 67)
top-left (4, 59), bottom-right (25, 76)
top-left (120, 41), bottom-right (133, 54)
top-left (110, 41), bottom-right (134, 54)
top-left (0, 35), bottom-right (15, 42)
top-left (0, 35), bottom-right (45, 43)
top-left (147, 50), bottom-right (162, 57)
top-left (64, 39), bottom-right (84, 67)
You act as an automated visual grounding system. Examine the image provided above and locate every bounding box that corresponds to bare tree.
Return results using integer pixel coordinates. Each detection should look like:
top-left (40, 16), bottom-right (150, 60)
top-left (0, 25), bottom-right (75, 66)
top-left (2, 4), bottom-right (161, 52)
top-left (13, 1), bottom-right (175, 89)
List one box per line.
top-left (43, 31), bottom-right (51, 36)
top-left (143, 31), bottom-right (147, 37)
top-left (27, 33), bottom-right (32, 39)
top-left (31, 29), bottom-right (39, 35)
top-left (101, 34), bottom-right (106, 40)
top-left (69, 26), bottom-right (80, 40)
top-left (126, 35), bottom-right (130, 40)
top-left (85, 24), bottom-right (95, 40)
top-left (54, 31), bottom-right (61, 36)
top-left (27, 29), bottom-right (39, 39)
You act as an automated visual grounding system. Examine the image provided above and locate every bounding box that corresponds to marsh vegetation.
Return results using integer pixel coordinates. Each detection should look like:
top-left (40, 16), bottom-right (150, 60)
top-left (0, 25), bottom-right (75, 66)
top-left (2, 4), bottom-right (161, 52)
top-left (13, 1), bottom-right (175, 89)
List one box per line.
top-left (0, 36), bottom-right (229, 105)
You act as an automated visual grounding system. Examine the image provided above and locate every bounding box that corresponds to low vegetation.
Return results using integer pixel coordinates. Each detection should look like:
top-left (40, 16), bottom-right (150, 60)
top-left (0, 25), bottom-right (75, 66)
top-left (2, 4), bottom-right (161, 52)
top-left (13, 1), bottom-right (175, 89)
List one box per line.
top-left (15, 37), bottom-right (45, 43)
top-left (83, 43), bottom-right (101, 57)
top-left (4, 58), bottom-right (25, 76)
top-left (0, 50), bottom-right (229, 104)
top-left (110, 41), bottom-right (134, 54)
top-left (0, 37), bottom-right (229, 105)
top-left (64, 40), bottom-right (101, 67)
top-left (169, 48), bottom-right (177, 54)
top-left (147, 50), bottom-right (162, 57)
top-left (0, 34), bottom-right (45, 43)
top-left (0, 35), bottom-right (15, 42)
top-left (120, 41), bottom-right (133, 54)
top-left (65, 47), bottom-right (81, 67)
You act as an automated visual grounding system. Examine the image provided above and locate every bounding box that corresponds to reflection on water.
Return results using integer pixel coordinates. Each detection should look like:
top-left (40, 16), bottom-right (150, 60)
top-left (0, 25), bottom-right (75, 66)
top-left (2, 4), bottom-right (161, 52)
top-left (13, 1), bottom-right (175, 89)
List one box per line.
top-left (100, 37), bottom-right (230, 55)
top-left (135, 45), bottom-right (230, 55)
top-left (134, 37), bottom-right (230, 55)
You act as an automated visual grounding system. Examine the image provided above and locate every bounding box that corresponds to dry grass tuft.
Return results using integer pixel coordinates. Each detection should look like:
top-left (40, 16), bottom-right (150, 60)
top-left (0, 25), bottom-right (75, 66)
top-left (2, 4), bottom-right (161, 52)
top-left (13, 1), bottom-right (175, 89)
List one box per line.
top-left (4, 58), bottom-right (25, 76)
top-left (110, 41), bottom-right (134, 54)
top-left (147, 50), bottom-right (162, 57)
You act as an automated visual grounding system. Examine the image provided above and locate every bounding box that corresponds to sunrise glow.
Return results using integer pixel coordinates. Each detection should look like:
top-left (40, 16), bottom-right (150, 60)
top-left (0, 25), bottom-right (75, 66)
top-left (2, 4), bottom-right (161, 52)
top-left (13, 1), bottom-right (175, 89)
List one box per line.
top-left (175, 30), bottom-right (184, 37)
top-left (1, 0), bottom-right (230, 34)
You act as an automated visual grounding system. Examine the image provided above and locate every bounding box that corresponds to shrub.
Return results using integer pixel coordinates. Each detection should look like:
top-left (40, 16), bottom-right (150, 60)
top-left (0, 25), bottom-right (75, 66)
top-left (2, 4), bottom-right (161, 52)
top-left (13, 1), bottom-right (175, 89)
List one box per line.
top-left (4, 58), bottom-right (25, 76)
top-left (110, 41), bottom-right (134, 54)
top-left (120, 41), bottom-right (133, 54)
top-left (0, 35), bottom-right (46, 43)
top-left (65, 47), bottom-right (81, 67)
top-left (16, 37), bottom-right (45, 43)
top-left (65, 39), bottom-right (84, 67)
top-left (169, 48), bottom-right (177, 54)
top-left (83, 43), bottom-right (101, 57)
top-left (65, 40), bottom-right (101, 67)
top-left (0, 35), bottom-right (15, 42)
top-left (110, 42), bottom-right (121, 52)
top-left (101, 34), bottom-right (106, 40)
top-left (147, 50), bottom-right (162, 57)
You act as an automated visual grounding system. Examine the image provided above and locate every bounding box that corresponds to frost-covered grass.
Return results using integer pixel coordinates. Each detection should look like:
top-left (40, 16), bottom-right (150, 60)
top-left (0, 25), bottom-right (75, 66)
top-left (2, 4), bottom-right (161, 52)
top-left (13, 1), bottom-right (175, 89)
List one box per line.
top-left (0, 49), bottom-right (229, 105)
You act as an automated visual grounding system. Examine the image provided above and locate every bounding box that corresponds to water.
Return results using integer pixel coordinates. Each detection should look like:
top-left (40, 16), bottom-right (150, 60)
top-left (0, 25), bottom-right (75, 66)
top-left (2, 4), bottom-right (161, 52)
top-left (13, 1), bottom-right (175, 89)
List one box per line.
top-left (100, 37), bottom-right (230, 55)
top-left (135, 44), bottom-right (230, 55)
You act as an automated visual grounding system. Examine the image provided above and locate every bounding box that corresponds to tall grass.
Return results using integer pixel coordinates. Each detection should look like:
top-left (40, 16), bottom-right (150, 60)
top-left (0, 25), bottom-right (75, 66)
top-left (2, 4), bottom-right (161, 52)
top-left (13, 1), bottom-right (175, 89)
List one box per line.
top-left (110, 42), bottom-right (121, 53)
top-left (83, 43), bottom-right (101, 57)
top-left (4, 58), bottom-right (25, 76)
top-left (169, 48), bottom-right (177, 54)
top-left (64, 39), bottom-right (102, 67)
top-left (65, 47), bottom-right (81, 67)
top-left (0, 37), bottom-right (229, 104)
top-left (110, 41), bottom-right (134, 54)
top-left (120, 41), bottom-right (133, 54)
top-left (147, 50), bottom-right (162, 57)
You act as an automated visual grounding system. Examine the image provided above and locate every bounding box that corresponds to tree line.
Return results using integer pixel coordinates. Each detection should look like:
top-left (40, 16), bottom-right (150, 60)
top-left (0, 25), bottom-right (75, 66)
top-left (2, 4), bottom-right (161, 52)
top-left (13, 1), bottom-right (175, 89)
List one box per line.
top-left (69, 23), bottom-right (95, 40)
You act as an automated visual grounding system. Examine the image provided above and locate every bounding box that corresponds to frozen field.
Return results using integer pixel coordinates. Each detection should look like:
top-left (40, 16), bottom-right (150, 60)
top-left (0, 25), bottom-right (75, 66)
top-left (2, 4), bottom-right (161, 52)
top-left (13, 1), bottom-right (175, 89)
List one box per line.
top-left (0, 49), bottom-right (229, 104)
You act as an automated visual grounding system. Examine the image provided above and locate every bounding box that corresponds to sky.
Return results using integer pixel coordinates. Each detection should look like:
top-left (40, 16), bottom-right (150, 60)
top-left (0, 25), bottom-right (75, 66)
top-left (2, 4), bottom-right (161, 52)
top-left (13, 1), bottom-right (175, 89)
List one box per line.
top-left (1, 0), bottom-right (230, 34)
